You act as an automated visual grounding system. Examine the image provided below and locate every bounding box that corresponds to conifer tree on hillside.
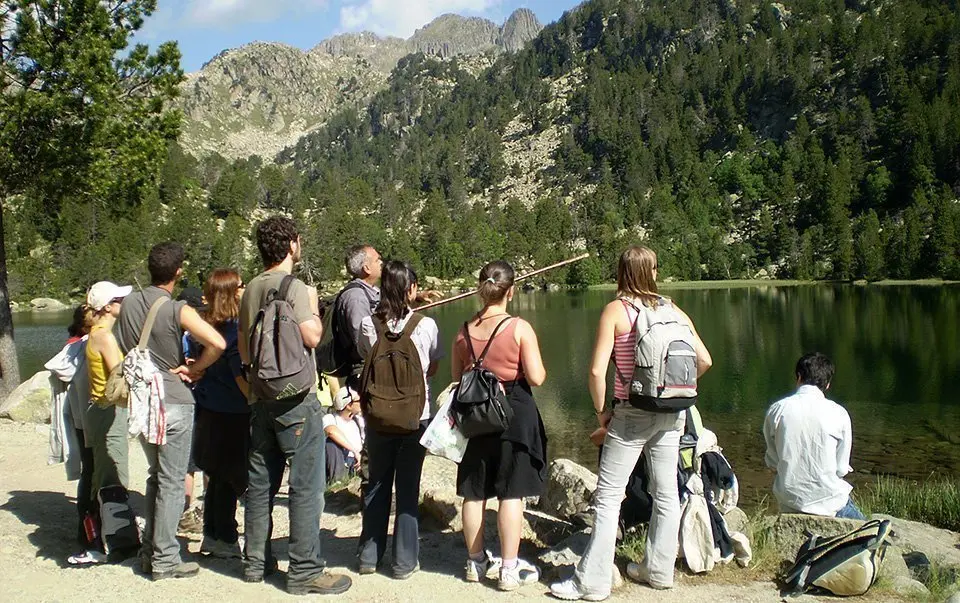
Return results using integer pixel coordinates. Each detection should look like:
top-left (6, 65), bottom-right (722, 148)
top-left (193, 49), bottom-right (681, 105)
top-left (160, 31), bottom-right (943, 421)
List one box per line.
top-left (0, 0), bottom-right (182, 396)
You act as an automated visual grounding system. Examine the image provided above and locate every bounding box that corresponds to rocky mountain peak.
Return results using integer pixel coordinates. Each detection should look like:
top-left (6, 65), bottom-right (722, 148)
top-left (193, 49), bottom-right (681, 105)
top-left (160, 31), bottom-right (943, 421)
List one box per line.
top-left (502, 8), bottom-right (543, 52)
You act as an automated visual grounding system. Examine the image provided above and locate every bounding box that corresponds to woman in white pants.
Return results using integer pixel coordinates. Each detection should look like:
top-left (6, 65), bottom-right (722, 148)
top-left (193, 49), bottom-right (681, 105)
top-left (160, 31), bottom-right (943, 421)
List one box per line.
top-left (550, 246), bottom-right (712, 601)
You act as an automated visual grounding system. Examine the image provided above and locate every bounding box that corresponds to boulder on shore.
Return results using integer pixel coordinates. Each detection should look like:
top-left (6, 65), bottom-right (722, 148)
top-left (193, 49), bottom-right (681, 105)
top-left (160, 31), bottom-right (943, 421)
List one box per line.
top-left (539, 459), bottom-right (598, 522)
top-left (29, 298), bottom-right (69, 312)
top-left (872, 513), bottom-right (960, 570)
top-left (0, 371), bottom-right (53, 423)
top-left (537, 530), bottom-right (623, 589)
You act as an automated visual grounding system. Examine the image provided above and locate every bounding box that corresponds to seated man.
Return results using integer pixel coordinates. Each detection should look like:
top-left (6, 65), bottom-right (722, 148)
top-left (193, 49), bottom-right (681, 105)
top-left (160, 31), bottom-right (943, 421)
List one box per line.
top-left (323, 386), bottom-right (364, 484)
top-left (763, 353), bottom-right (865, 520)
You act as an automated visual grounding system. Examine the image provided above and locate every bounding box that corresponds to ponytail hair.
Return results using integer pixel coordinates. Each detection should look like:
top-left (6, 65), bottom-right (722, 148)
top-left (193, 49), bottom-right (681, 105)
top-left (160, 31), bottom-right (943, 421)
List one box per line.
top-left (376, 260), bottom-right (418, 323)
top-left (69, 305), bottom-right (95, 337)
top-left (478, 260), bottom-right (515, 306)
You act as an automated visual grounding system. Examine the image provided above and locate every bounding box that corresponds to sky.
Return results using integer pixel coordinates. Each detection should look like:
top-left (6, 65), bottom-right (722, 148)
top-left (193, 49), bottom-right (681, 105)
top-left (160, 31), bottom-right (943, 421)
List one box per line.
top-left (137, 0), bottom-right (583, 73)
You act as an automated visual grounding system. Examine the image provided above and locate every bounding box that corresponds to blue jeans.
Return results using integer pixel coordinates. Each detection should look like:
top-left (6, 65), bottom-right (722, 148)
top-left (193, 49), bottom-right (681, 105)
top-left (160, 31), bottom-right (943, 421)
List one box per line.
top-left (357, 424), bottom-right (426, 574)
top-left (139, 403), bottom-right (195, 574)
top-left (243, 393), bottom-right (326, 586)
top-left (836, 497), bottom-right (867, 520)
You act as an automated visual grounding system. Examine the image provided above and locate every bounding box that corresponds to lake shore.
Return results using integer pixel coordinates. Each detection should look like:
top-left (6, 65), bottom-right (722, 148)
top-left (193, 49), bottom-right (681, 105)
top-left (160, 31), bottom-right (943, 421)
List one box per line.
top-left (589, 278), bottom-right (960, 291)
top-left (0, 421), bottom-right (898, 602)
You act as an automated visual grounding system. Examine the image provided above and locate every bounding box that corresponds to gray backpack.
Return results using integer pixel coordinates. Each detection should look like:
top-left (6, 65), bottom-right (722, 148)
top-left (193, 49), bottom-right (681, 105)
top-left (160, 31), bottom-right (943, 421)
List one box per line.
top-left (249, 275), bottom-right (315, 401)
top-left (619, 297), bottom-right (699, 412)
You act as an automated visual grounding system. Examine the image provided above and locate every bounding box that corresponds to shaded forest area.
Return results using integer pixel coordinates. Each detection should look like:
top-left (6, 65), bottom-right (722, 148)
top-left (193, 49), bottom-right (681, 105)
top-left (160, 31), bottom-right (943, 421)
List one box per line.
top-left (5, 0), bottom-right (960, 301)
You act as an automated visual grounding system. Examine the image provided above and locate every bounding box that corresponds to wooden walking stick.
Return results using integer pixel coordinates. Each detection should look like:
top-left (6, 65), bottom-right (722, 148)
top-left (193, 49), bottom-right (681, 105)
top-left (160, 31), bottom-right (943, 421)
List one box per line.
top-left (416, 252), bottom-right (592, 311)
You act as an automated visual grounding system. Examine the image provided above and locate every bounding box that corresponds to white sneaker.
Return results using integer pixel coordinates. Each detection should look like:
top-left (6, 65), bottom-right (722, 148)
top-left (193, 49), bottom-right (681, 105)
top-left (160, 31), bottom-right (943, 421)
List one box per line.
top-left (498, 559), bottom-right (540, 591)
top-left (67, 550), bottom-right (107, 565)
top-left (625, 562), bottom-right (672, 590)
top-left (549, 578), bottom-right (609, 601)
top-left (464, 551), bottom-right (501, 582)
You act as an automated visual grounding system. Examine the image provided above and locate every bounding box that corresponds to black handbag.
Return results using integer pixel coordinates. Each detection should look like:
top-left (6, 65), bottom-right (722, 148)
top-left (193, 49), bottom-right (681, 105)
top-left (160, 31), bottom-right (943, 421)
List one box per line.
top-left (453, 317), bottom-right (515, 438)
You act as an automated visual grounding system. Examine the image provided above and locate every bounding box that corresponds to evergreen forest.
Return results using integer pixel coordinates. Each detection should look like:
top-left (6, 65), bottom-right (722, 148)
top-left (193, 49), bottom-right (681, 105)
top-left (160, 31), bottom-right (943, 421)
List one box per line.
top-left (5, 0), bottom-right (960, 301)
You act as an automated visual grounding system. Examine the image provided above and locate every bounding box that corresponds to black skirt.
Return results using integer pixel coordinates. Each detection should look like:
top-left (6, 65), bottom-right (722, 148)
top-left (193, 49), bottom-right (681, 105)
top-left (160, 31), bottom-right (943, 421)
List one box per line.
top-left (456, 380), bottom-right (548, 501)
top-left (192, 405), bottom-right (250, 495)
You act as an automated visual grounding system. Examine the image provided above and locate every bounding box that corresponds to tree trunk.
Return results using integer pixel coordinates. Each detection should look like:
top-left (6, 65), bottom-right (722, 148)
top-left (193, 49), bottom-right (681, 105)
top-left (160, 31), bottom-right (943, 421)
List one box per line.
top-left (0, 201), bottom-right (21, 402)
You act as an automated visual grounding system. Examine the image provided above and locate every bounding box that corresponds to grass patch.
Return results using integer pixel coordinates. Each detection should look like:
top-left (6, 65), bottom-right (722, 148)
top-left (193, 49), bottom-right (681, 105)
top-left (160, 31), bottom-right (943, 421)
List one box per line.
top-left (615, 525), bottom-right (647, 564)
top-left (857, 475), bottom-right (960, 532)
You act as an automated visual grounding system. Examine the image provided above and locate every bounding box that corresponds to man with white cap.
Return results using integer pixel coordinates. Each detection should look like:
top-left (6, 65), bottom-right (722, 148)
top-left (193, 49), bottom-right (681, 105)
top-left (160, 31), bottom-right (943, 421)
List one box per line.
top-left (323, 385), bottom-right (365, 484)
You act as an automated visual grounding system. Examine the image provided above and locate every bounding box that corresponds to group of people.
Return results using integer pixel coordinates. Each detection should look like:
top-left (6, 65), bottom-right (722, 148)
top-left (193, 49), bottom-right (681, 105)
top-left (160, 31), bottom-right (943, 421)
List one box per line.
top-left (49, 214), bottom-right (864, 600)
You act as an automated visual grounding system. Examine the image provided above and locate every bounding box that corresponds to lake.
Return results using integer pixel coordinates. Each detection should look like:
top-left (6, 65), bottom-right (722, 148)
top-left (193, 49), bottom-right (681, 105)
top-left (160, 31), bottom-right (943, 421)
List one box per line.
top-left (13, 283), bottom-right (960, 506)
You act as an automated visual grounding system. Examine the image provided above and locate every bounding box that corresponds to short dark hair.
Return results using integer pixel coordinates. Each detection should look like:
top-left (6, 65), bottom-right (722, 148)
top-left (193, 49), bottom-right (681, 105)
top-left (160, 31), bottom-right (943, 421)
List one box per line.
top-left (148, 242), bottom-right (185, 285)
top-left (256, 216), bottom-right (299, 267)
top-left (796, 352), bottom-right (835, 391)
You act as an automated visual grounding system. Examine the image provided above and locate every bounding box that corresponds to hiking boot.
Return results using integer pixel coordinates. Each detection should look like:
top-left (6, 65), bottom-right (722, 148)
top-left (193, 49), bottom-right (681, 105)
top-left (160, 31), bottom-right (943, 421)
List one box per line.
top-left (358, 564), bottom-right (377, 575)
top-left (393, 563), bottom-right (420, 580)
top-left (200, 537), bottom-right (241, 559)
top-left (287, 571), bottom-right (352, 596)
top-left (177, 507), bottom-right (203, 535)
top-left (464, 551), bottom-right (501, 582)
top-left (498, 559), bottom-right (540, 591)
top-left (549, 578), bottom-right (608, 601)
top-left (625, 562), bottom-right (672, 590)
top-left (152, 561), bottom-right (200, 581)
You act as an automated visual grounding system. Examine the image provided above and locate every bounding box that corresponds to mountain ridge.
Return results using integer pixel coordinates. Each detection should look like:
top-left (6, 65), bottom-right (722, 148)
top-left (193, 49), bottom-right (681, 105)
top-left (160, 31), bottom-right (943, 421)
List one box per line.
top-left (178, 9), bottom-right (543, 159)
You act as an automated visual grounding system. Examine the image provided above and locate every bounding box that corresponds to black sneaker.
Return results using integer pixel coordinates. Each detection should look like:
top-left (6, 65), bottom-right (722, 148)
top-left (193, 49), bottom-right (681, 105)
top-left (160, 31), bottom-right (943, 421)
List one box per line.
top-left (393, 563), bottom-right (420, 580)
top-left (287, 571), bottom-right (352, 596)
top-left (242, 556), bottom-right (279, 583)
top-left (152, 561), bottom-right (200, 581)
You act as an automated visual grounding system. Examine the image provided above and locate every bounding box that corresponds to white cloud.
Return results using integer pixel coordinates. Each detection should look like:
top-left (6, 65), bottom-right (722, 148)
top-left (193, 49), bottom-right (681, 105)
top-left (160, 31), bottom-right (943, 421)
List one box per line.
top-left (185, 0), bottom-right (329, 28)
top-left (339, 0), bottom-right (502, 38)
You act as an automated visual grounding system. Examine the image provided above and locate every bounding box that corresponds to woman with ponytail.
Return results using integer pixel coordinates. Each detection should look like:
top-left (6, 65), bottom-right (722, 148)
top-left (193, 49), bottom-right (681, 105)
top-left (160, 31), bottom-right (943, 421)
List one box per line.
top-left (452, 260), bottom-right (547, 592)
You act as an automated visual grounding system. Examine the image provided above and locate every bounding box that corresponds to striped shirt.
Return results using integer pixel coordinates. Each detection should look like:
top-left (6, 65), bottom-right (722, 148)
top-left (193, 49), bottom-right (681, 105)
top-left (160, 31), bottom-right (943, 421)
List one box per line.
top-left (612, 300), bottom-right (639, 400)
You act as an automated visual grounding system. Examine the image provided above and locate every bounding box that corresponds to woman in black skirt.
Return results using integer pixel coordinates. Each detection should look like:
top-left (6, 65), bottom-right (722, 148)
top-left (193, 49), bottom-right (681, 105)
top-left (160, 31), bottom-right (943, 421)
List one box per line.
top-left (190, 268), bottom-right (250, 559)
top-left (451, 260), bottom-right (547, 592)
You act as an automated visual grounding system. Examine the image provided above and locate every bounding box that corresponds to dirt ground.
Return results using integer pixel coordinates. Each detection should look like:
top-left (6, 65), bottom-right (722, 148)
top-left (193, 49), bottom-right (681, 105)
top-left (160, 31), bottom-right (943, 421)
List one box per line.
top-left (0, 421), bottom-right (866, 602)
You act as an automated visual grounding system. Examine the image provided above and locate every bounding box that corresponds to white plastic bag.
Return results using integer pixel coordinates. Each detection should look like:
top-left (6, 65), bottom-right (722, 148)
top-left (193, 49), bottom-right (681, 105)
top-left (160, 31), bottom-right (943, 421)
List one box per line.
top-left (420, 382), bottom-right (468, 463)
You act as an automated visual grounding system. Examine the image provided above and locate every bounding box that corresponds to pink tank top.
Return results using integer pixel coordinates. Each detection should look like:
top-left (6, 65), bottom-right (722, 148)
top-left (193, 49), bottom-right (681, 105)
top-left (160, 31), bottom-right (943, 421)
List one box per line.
top-left (455, 317), bottom-right (523, 382)
top-left (612, 300), bottom-right (639, 400)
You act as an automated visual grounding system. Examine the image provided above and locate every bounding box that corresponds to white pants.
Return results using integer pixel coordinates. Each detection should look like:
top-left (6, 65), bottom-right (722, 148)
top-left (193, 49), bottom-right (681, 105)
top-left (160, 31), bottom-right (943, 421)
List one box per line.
top-left (575, 406), bottom-right (683, 594)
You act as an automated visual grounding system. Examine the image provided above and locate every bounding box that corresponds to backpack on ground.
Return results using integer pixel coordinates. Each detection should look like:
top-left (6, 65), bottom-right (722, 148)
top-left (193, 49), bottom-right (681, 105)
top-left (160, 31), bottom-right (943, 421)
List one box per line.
top-left (249, 275), bottom-right (315, 401)
top-left (103, 297), bottom-right (168, 408)
top-left (621, 297), bottom-right (699, 412)
top-left (452, 317), bottom-right (515, 438)
top-left (359, 314), bottom-right (426, 434)
top-left (316, 280), bottom-right (376, 378)
top-left (97, 485), bottom-right (140, 562)
top-left (783, 519), bottom-right (892, 597)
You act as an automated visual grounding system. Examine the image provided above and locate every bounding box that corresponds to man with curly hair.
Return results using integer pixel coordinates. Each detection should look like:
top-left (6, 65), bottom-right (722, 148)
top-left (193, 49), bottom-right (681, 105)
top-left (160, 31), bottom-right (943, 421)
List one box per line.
top-left (238, 216), bottom-right (352, 595)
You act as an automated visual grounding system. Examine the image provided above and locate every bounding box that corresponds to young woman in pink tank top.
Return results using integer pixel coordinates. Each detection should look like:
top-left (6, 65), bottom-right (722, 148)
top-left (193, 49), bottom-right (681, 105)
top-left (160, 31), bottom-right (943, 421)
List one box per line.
top-left (551, 246), bottom-right (713, 600)
top-left (450, 260), bottom-right (546, 593)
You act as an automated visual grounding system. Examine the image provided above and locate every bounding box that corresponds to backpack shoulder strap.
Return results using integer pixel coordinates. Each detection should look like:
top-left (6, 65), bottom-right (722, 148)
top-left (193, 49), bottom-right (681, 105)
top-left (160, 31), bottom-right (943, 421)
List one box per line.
top-left (400, 313), bottom-right (424, 339)
top-left (277, 274), bottom-right (297, 303)
top-left (137, 297), bottom-right (170, 351)
top-left (474, 316), bottom-right (513, 367)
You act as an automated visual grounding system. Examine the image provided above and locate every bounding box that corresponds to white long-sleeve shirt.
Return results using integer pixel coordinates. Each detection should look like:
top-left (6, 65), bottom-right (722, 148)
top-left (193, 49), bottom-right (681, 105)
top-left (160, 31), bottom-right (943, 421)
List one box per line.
top-left (763, 385), bottom-right (854, 516)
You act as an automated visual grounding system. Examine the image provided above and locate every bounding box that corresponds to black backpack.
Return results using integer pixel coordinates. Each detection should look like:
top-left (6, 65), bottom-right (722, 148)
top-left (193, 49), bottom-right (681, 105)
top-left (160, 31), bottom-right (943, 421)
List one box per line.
top-left (359, 314), bottom-right (426, 434)
top-left (452, 317), bottom-right (515, 438)
top-left (248, 275), bottom-right (315, 401)
top-left (316, 281), bottom-right (377, 378)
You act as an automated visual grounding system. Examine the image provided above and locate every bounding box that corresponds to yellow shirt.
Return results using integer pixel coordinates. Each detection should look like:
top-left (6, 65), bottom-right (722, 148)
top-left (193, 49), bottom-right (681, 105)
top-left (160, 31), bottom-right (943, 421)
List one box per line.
top-left (86, 324), bottom-right (110, 402)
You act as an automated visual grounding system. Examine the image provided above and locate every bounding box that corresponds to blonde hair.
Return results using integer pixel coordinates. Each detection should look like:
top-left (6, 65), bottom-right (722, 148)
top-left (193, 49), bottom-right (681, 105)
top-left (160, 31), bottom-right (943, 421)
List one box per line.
top-left (617, 246), bottom-right (661, 307)
top-left (478, 260), bottom-right (515, 306)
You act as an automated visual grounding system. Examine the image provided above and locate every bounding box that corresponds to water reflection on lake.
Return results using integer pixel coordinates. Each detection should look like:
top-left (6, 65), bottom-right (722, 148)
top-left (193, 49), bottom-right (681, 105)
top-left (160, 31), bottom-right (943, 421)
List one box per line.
top-left (14, 283), bottom-right (960, 505)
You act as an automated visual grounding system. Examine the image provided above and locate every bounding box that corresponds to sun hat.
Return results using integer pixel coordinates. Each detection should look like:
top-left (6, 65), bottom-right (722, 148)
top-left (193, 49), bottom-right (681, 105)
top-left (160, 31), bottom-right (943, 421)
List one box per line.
top-left (86, 281), bottom-right (133, 312)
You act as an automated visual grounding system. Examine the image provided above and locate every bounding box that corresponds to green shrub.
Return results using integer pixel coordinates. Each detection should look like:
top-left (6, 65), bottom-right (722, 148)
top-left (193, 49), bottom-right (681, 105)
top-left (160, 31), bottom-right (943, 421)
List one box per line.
top-left (857, 475), bottom-right (960, 532)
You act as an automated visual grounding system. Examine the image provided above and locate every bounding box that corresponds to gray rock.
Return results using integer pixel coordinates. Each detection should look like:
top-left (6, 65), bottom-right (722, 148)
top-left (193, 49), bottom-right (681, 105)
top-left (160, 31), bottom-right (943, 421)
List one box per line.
top-left (879, 545), bottom-right (912, 582)
top-left (538, 530), bottom-right (623, 589)
top-left (29, 297), bottom-right (68, 312)
top-left (539, 459), bottom-right (598, 522)
top-left (723, 507), bottom-right (749, 534)
top-left (0, 371), bottom-right (53, 423)
top-left (890, 576), bottom-right (929, 597)
top-left (945, 593), bottom-right (960, 603)
top-left (872, 514), bottom-right (960, 570)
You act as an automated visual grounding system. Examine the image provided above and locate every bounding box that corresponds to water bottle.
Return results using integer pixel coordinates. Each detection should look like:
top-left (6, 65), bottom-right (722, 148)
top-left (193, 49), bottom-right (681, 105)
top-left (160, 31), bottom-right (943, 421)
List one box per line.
top-left (83, 513), bottom-right (98, 544)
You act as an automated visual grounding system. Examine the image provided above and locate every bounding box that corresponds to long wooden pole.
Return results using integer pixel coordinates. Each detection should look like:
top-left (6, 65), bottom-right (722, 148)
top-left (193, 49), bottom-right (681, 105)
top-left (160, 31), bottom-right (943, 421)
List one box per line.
top-left (416, 252), bottom-right (592, 311)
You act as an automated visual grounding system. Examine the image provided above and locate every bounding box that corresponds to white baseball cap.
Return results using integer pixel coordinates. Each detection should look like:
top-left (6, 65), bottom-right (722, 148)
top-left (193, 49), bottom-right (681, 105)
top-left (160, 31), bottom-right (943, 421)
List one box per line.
top-left (333, 386), bottom-right (358, 411)
top-left (86, 281), bottom-right (133, 311)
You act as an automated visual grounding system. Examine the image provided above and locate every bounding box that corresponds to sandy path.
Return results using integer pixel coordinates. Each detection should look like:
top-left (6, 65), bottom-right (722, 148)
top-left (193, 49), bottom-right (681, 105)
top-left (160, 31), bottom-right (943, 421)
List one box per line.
top-left (0, 421), bottom-right (867, 602)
